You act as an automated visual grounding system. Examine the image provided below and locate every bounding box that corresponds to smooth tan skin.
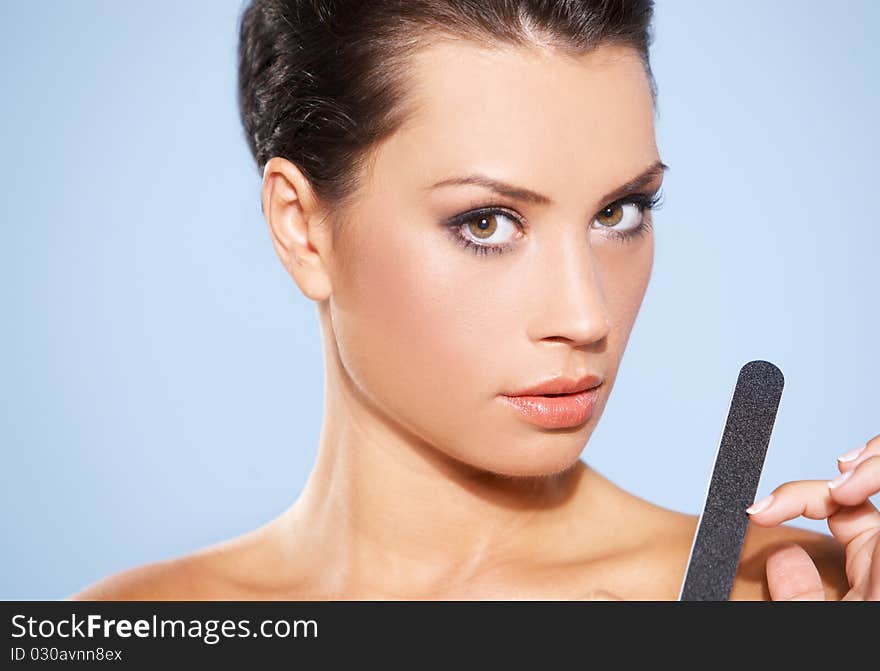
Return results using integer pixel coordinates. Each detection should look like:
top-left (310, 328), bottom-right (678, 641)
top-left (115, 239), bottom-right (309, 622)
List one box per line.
top-left (71, 39), bottom-right (875, 601)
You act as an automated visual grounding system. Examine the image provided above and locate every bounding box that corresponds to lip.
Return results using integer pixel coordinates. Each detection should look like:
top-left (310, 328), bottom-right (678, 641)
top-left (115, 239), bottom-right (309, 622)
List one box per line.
top-left (499, 384), bottom-right (601, 429)
top-left (507, 373), bottom-right (603, 397)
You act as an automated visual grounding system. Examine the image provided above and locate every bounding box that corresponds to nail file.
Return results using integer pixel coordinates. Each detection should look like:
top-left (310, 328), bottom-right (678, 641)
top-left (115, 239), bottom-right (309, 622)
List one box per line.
top-left (678, 360), bottom-right (784, 601)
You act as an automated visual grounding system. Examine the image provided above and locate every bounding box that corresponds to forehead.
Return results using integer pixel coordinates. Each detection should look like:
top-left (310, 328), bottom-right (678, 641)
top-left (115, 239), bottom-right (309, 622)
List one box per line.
top-left (369, 39), bottom-right (658, 198)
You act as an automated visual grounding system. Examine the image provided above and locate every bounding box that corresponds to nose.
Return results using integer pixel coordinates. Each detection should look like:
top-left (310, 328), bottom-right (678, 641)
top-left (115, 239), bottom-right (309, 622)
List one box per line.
top-left (526, 238), bottom-right (611, 347)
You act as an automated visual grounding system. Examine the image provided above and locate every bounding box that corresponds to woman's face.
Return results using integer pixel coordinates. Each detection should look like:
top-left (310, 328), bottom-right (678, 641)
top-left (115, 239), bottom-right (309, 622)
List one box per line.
top-left (323, 40), bottom-right (663, 477)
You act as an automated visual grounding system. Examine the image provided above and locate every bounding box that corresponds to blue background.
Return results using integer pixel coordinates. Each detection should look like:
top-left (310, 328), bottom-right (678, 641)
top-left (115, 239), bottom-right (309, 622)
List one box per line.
top-left (2, 0), bottom-right (877, 598)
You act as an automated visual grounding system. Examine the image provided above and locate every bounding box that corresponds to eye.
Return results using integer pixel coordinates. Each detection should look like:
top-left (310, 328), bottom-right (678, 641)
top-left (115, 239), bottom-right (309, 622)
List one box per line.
top-left (592, 201), bottom-right (644, 233)
top-left (444, 190), bottom-right (662, 256)
top-left (453, 208), bottom-right (523, 249)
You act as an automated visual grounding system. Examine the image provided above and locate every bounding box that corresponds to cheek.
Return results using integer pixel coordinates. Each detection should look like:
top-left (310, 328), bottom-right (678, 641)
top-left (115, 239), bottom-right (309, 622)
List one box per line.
top-left (329, 221), bottom-right (501, 417)
top-left (600, 235), bottom-right (654, 345)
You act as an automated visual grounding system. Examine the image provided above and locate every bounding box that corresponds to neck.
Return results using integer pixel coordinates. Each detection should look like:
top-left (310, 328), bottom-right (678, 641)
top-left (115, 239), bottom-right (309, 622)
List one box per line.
top-left (279, 308), bottom-right (607, 598)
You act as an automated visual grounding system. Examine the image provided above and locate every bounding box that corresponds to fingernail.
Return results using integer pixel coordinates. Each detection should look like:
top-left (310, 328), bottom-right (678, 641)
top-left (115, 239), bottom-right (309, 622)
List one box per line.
top-left (837, 444), bottom-right (866, 463)
top-left (828, 470), bottom-right (854, 489)
top-left (746, 494), bottom-right (774, 515)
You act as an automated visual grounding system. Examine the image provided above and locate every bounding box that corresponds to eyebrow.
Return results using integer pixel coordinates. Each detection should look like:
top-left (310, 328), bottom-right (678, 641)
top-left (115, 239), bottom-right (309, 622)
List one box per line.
top-left (426, 159), bottom-right (669, 207)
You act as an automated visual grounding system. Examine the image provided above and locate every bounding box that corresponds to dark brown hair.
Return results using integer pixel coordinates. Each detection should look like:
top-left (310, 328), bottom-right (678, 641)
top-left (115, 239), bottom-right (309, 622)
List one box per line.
top-left (237, 0), bottom-right (657, 213)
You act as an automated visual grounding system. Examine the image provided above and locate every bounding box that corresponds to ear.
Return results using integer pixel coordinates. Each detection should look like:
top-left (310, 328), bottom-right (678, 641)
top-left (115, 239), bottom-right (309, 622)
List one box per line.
top-left (261, 156), bottom-right (333, 302)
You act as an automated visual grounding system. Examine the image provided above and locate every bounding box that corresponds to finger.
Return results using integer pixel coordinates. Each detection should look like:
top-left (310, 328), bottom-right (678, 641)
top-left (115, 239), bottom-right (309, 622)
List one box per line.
top-left (869, 533), bottom-right (880, 601)
top-left (765, 542), bottom-right (826, 601)
top-left (746, 480), bottom-right (841, 526)
top-left (825, 452), bottom-right (880, 554)
top-left (827, 455), bottom-right (880, 507)
top-left (747, 459), bottom-right (880, 527)
top-left (826, 501), bottom-right (880, 550)
top-left (747, 476), bottom-right (880, 558)
top-left (837, 434), bottom-right (880, 473)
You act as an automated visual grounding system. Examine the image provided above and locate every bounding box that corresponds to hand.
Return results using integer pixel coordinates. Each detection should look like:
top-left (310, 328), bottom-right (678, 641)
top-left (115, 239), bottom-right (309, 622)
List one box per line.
top-left (745, 434), bottom-right (880, 600)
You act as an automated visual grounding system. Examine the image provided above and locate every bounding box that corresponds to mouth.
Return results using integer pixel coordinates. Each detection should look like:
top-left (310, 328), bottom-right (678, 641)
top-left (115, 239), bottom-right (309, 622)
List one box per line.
top-left (499, 384), bottom-right (601, 429)
top-left (506, 373), bottom-right (604, 397)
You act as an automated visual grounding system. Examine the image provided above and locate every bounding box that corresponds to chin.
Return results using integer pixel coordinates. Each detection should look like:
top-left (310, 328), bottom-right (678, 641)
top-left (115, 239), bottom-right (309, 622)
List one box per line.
top-left (465, 437), bottom-right (588, 479)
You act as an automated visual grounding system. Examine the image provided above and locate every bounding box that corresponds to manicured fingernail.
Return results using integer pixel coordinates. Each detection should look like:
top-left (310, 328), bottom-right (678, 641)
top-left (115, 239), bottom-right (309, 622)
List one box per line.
top-left (837, 444), bottom-right (866, 463)
top-left (746, 494), bottom-right (774, 515)
top-left (828, 470), bottom-right (854, 489)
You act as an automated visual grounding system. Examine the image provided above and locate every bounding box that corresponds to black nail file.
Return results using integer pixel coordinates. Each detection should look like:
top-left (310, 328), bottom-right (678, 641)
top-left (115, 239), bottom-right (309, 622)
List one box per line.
top-left (678, 360), bottom-right (784, 601)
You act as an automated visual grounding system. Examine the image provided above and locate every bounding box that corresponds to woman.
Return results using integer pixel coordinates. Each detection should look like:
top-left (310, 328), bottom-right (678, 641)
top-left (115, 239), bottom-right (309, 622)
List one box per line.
top-left (72, 0), bottom-right (878, 601)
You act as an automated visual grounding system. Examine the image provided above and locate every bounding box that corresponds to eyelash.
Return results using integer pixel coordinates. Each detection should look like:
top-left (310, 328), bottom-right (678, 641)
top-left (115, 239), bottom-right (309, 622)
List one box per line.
top-left (444, 190), bottom-right (665, 256)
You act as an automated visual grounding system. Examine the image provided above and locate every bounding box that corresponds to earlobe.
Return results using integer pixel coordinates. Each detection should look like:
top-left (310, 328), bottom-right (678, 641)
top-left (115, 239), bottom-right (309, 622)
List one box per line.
top-left (261, 157), bottom-right (333, 302)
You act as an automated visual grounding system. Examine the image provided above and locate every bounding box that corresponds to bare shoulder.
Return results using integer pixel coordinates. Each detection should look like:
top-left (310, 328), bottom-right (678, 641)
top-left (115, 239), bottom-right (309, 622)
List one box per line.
top-left (614, 495), bottom-right (847, 601)
top-left (67, 530), bottom-right (275, 601)
top-left (730, 522), bottom-right (848, 600)
top-left (67, 556), bottom-right (205, 601)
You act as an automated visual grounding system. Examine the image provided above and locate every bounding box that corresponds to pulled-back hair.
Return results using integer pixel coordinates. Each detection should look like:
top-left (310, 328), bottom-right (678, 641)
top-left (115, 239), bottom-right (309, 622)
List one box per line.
top-left (238, 0), bottom-right (656, 212)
